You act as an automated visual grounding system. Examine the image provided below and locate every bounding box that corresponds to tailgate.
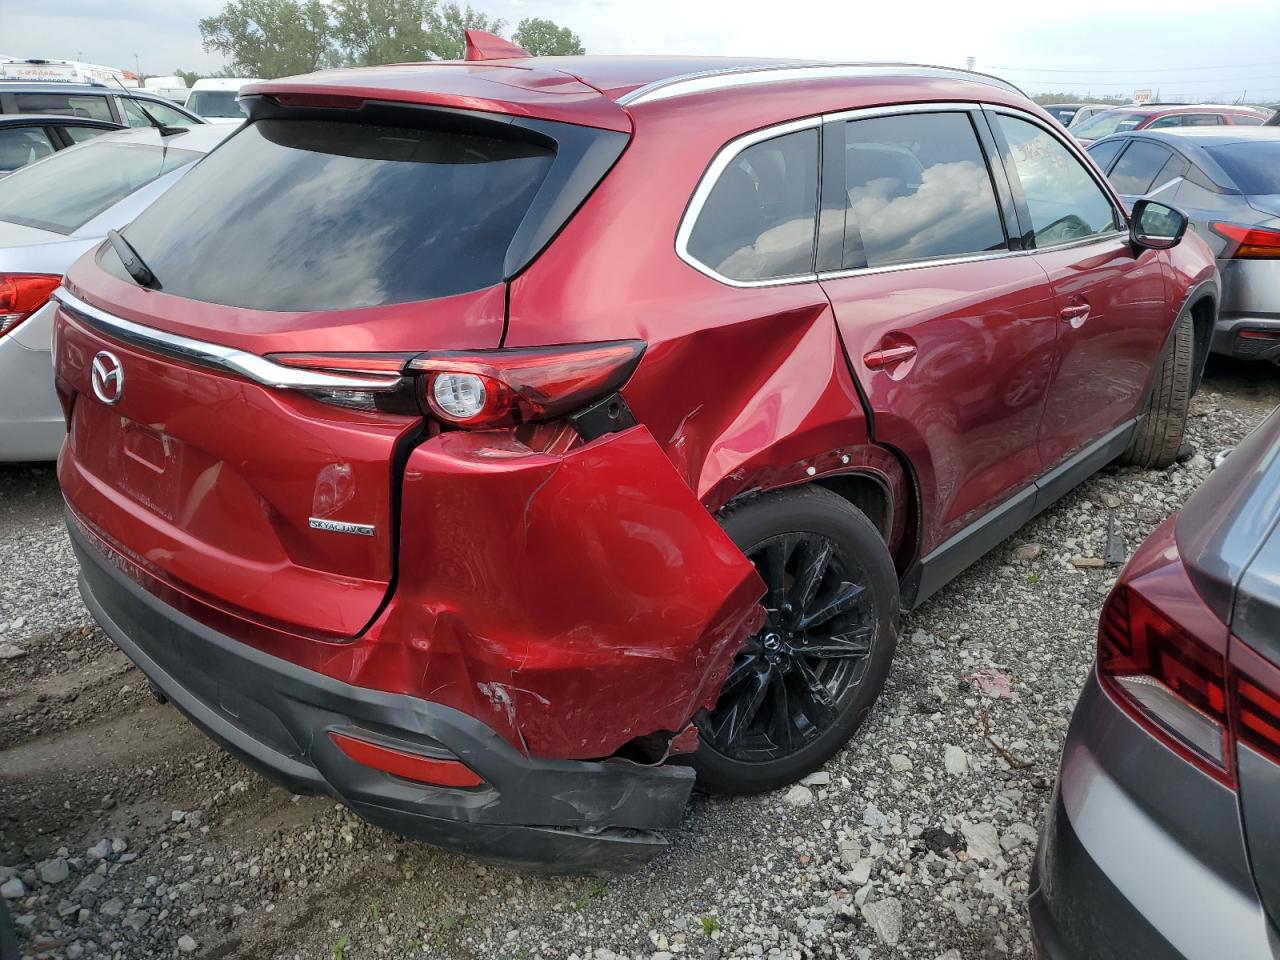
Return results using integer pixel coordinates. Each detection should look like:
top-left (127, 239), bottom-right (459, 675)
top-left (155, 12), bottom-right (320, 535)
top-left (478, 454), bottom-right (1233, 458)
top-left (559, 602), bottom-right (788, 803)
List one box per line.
top-left (55, 291), bottom-right (424, 639)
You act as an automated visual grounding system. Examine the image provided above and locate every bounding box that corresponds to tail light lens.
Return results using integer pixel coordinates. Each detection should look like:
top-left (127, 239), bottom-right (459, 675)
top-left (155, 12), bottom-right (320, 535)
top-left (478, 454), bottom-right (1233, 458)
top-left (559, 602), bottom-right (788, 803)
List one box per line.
top-left (1, 273), bottom-right (61, 336)
top-left (408, 341), bottom-right (646, 428)
top-left (1211, 222), bottom-right (1280, 259)
top-left (1098, 584), bottom-right (1233, 783)
top-left (266, 341), bottom-right (646, 429)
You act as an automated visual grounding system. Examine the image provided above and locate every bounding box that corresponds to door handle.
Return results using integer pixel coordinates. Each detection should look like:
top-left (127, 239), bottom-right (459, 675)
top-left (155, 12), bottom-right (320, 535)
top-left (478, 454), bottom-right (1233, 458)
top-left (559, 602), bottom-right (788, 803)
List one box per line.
top-left (864, 344), bottom-right (917, 369)
top-left (1059, 303), bottom-right (1090, 326)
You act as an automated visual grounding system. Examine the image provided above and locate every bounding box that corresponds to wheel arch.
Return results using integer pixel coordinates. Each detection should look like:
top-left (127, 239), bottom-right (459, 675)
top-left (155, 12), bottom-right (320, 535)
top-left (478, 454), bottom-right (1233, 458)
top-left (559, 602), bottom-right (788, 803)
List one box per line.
top-left (1188, 291), bottom-right (1216, 395)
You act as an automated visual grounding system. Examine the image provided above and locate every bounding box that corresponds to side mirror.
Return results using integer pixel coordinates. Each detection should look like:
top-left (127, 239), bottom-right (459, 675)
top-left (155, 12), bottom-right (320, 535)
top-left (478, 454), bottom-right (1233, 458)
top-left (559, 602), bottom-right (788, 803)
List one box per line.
top-left (1130, 198), bottom-right (1189, 251)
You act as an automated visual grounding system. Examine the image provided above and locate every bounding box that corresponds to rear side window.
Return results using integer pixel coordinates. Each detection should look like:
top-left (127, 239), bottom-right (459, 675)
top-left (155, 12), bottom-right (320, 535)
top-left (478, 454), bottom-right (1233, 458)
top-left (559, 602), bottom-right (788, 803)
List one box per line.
top-left (13, 93), bottom-right (114, 122)
top-left (1085, 138), bottom-right (1126, 172)
top-left (62, 124), bottom-right (111, 144)
top-left (1204, 142), bottom-right (1280, 195)
top-left (840, 112), bottom-right (1007, 269)
top-left (109, 119), bottom-right (555, 311)
top-left (0, 140), bottom-right (198, 233)
top-left (1108, 140), bottom-right (1175, 195)
top-left (1234, 116), bottom-right (1266, 126)
top-left (994, 114), bottom-right (1120, 247)
top-left (686, 128), bottom-right (819, 282)
top-left (0, 126), bottom-right (56, 172)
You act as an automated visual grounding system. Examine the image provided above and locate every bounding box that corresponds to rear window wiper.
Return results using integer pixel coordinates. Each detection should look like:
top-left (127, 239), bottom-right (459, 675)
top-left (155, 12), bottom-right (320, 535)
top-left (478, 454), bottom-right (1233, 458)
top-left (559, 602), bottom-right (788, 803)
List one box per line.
top-left (106, 229), bottom-right (160, 289)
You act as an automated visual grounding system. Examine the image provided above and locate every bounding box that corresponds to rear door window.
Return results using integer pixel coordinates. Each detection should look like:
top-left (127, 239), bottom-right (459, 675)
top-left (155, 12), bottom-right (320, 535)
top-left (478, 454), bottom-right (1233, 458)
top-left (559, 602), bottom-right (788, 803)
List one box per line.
top-left (0, 139), bottom-right (198, 233)
top-left (993, 114), bottom-right (1121, 247)
top-left (686, 128), bottom-right (819, 282)
top-left (0, 126), bottom-right (56, 173)
top-left (12, 93), bottom-right (114, 122)
top-left (61, 124), bottom-right (112, 144)
top-left (107, 119), bottom-right (555, 310)
top-left (839, 111), bottom-right (1007, 269)
top-left (1108, 140), bottom-right (1175, 195)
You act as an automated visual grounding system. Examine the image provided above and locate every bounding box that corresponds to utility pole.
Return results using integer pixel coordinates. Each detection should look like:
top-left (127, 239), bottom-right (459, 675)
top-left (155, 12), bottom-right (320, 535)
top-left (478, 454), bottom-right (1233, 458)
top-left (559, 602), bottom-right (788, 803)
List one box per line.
top-left (133, 52), bottom-right (140, 77)
top-left (966, 56), bottom-right (975, 71)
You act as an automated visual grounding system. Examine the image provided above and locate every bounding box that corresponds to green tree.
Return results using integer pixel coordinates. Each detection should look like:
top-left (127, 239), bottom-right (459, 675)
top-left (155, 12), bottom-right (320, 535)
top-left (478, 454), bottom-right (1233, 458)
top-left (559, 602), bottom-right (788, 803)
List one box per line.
top-left (199, 0), bottom-right (335, 78)
top-left (332, 0), bottom-right (433, 66)
top-left (424, 3), bottom-right (504, 60)
top-left (511, 18), bottom-right (584, 56)
top-left (175, 69), bottom-right (202, 87)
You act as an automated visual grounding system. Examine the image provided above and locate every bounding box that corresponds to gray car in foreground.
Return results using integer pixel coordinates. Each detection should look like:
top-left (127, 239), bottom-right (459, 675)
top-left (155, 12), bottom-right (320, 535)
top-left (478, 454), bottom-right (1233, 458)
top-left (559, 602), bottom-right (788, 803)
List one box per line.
top-left (0, 123), bottom-right (232, 460)
top-left (1032, 405), bottom-right (1280, 959)
top-left (1087, 126), bottom-right (1280, 362)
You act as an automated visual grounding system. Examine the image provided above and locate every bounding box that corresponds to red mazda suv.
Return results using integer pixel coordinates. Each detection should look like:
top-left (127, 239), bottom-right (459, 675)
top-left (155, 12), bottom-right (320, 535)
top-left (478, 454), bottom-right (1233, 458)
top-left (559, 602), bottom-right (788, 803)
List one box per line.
top-left (52, 36), bottom-right (1218, 870)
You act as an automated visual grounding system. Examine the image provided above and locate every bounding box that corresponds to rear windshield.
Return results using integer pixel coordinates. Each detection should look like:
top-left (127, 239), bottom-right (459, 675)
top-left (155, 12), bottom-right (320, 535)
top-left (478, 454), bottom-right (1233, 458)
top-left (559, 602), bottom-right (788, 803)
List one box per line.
top-left (107, 119), bottom-right (555, 311)
top-left (1204, 141), bottom-right (1280, 195)
top-left (0, 139), bottom-right (198, 234)
top-left (1071, 111), bottom-right (1148, 139)
top-left (186, 90), bottom-right (245, 119)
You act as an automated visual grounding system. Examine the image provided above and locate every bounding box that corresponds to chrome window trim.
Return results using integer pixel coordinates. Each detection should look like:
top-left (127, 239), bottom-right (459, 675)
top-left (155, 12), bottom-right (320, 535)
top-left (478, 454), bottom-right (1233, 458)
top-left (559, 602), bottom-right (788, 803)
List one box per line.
top-left (620, 63), bottom-right (1025, 108)
top-left (675, 115), bottom-right (824, 289)
top-left (51, 288), bottom-right (405, 391)
top-left (985, 105), bottom-right (1131, 241)
top-left (816, 231), bottom-right (1129, 282)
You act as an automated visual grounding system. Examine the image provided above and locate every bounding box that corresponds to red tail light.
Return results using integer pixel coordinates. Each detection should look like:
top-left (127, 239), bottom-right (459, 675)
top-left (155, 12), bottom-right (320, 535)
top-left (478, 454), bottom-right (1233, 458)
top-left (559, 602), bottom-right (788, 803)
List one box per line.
top-left (408, 341), bottom-right (646, 428)
top-left (0, 273), bottom-right (60, 336)
top-left (1211, 222), bottom-right (1280, 259)
top-left (328, 731), bottom-right (484, 788)
top-left (1236, 675), bottom-right (1280, 767)
top-left (1098, 584), bottom-right (1233, 784)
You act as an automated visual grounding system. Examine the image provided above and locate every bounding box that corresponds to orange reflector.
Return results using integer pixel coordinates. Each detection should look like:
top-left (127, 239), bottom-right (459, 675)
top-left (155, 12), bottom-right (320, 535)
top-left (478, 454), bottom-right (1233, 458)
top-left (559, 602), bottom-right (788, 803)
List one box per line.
top-left (328, 731), bottom-right (484, 787)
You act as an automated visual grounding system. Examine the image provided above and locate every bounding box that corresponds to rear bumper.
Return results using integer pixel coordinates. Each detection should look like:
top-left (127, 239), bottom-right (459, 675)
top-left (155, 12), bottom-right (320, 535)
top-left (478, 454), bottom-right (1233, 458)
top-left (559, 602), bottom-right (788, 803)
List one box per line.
top-left (1211, 315), bottom-right (1280, 362)
top-left (69, 514), bottom-right (694, 873)
top-left (1030, 672), bottom-right (1279, 960)
top-left (0, 302), bottom-right (63, 461)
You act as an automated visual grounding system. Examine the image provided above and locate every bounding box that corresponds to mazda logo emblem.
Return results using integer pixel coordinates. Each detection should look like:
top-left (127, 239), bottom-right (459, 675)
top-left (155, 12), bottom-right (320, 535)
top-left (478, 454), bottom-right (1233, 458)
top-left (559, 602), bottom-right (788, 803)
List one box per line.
top-left (91, 351), bottom-right (124, 405)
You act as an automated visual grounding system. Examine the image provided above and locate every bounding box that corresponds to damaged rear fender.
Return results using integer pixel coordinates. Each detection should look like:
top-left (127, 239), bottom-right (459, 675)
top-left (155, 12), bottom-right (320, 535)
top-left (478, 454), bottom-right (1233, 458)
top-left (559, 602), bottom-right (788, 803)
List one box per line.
top-left (373, 424), bottom-right (766, 760)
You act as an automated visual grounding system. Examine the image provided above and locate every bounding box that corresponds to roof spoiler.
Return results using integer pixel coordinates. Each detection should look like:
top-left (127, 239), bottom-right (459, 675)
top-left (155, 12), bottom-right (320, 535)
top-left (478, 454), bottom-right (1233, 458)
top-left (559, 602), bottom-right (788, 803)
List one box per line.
top-left (463, 30), bottom-right (531, 61)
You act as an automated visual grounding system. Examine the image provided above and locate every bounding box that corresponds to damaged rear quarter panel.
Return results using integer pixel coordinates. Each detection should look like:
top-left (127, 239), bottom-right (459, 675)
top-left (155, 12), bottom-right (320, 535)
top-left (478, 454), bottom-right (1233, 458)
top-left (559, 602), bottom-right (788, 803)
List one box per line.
top-left (385, 425), bottom-right (765, 760)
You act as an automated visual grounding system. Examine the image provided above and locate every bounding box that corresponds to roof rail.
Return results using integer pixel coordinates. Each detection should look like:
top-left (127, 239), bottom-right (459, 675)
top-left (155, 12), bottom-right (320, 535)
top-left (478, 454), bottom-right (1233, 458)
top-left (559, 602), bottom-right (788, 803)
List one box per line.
top-left (618, 62), bottom-right (1026, 107)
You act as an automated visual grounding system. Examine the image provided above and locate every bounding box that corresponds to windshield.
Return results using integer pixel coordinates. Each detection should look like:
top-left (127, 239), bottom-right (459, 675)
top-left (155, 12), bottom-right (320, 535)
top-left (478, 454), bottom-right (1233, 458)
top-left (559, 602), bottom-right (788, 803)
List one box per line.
top-left (1204, 141), bottom-right (1280, 195)
top-left (187, 90), bottom-right (246, 119)
top-left (0, 139), bottom-right (199, 234)
top-left (107, 118), bottom-right (555, 311)
top-left (1046, 106), bottom-right (1079, 125)
top-left (1072, 111), bottom-right (1149, 139)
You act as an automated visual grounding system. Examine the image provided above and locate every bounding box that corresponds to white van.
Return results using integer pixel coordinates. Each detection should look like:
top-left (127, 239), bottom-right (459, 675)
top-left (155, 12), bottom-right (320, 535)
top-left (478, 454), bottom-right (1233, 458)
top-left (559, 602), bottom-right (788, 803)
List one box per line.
top-left (184, 78), bottom-right (262, 124)
top-left (143, 76), bottom-right (190, 103)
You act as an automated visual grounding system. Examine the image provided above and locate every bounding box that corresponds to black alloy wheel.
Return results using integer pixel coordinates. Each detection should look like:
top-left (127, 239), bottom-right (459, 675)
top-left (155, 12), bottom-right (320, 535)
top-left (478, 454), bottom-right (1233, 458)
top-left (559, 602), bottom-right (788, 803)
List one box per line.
top-left (689, 486), bottom-right (899, 794)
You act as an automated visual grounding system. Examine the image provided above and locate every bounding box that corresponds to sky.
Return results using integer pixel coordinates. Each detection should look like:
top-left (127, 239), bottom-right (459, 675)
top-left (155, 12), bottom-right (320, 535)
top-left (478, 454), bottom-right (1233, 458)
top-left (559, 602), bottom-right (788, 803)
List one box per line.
top-left (3, 0), bottom-right (1280, 102)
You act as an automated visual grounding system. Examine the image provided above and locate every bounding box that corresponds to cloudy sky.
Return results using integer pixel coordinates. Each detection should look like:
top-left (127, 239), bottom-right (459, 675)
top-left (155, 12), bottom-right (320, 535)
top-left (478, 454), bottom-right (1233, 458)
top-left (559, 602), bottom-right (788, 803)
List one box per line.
top-left (4, 0), bottom-right (1279, 102)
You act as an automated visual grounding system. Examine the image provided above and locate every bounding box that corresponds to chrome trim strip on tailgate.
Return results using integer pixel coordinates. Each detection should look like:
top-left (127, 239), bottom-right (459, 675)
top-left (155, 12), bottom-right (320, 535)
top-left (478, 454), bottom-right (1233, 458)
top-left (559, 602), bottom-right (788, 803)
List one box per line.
top-left (51, 288), bottom-right (404, 391)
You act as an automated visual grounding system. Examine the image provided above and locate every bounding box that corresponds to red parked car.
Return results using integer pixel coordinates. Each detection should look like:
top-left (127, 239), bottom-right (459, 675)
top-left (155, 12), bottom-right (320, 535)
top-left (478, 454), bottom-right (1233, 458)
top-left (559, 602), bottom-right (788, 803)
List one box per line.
top-left (52, 36), bottom-right (1218, 870)
top-left (1071, 103), bottom-right (1274, 145)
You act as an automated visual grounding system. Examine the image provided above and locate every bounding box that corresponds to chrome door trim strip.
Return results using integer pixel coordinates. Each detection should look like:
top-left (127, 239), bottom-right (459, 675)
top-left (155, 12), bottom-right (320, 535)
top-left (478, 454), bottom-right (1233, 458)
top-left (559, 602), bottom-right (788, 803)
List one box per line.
top-left (51, 288), bottom-right (404, 391)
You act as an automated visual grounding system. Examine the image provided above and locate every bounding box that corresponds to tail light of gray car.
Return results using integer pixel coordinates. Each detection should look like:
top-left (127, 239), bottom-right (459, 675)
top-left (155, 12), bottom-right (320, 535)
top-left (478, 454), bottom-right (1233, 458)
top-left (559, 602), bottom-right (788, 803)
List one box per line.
top-left (0, 273), bottom-right (60, 337)
top-left (1099, 582), bottom-right (1280, 788)
top-left (1099, 583), bottom-right (1234, 784)
top-left (1211, 222), bottom-right (1280, 259)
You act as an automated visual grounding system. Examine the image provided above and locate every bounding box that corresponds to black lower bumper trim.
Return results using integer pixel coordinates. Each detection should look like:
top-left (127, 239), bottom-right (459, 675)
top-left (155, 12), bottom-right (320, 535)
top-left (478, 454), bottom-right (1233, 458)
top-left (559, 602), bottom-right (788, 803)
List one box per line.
top-left (69, 515), bottom-right (693, 873)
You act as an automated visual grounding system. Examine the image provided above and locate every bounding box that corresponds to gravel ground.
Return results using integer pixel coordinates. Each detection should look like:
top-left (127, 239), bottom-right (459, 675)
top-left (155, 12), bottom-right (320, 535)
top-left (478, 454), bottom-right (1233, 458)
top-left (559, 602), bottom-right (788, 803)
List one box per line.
top-left (1, 359), bottom-right (1277, 960)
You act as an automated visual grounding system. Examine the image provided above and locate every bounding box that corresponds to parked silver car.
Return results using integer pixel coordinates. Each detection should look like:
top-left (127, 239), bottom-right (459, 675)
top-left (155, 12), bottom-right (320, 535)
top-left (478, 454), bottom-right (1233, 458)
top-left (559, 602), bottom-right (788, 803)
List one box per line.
top-left (1032, 405), bottom-right (1280, 960)
top-left (0, 124), bottom-right (232, 460)
top-left (1088, 126), bottom-right (1280, 362)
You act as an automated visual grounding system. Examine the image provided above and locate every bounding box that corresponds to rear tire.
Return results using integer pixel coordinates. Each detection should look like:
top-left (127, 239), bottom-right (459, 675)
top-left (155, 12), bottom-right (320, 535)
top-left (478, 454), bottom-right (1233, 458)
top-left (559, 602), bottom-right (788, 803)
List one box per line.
top-left (1120, 310), bottom-right (1194, 468)
top-left (688, 486), bottom-right (899, 795)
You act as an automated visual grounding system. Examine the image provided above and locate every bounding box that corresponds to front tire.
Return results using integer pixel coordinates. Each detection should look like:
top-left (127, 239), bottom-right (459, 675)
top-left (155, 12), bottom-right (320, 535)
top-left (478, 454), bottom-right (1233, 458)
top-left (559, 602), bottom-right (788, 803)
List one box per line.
top-left (689, 486), bottom-right (899, 795)
top-left (1121, 310), bottom-right (1194, 468)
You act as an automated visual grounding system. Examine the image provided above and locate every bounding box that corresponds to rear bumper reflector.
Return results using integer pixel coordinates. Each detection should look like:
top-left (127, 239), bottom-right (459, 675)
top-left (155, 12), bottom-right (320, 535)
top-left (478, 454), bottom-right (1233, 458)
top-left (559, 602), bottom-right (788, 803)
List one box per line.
top-left (328, 731), bottom-right (484, 788)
